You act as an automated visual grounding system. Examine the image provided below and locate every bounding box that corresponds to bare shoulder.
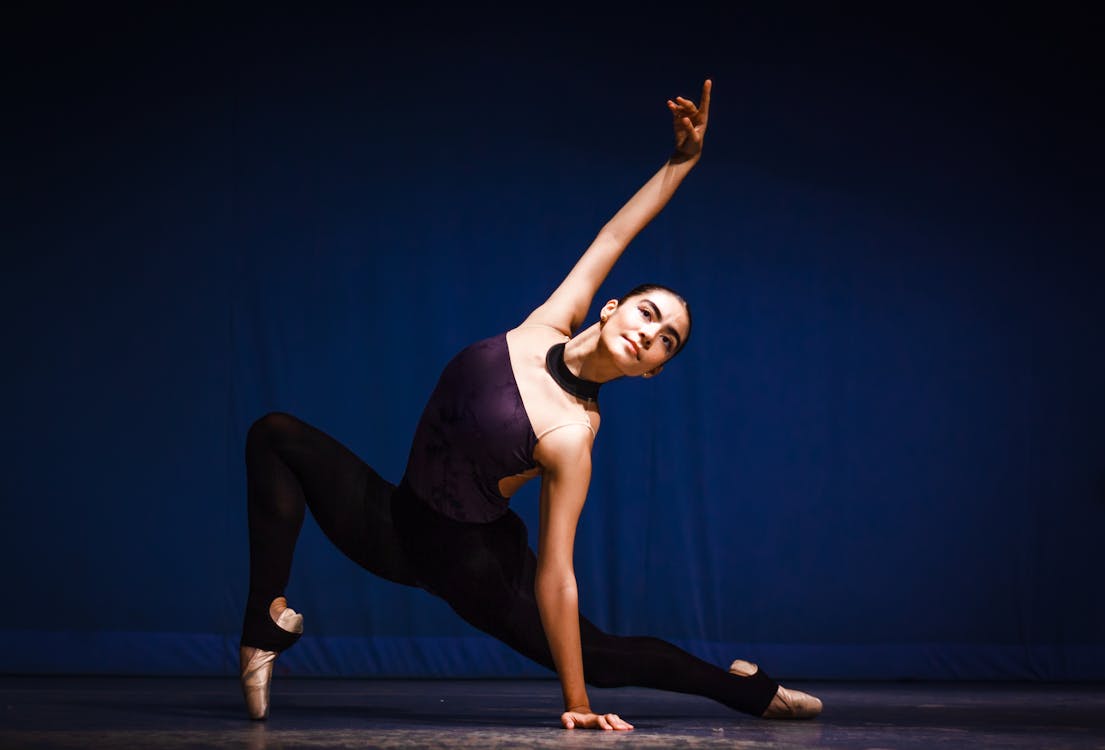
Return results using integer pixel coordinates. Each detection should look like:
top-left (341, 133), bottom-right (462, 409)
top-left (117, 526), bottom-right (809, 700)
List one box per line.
top-left (507, 323), bottom-right (602, 471)
top-left (533, 421), bottom-right (593, 472)
top-left (585, 407), bottom-right (601, 436)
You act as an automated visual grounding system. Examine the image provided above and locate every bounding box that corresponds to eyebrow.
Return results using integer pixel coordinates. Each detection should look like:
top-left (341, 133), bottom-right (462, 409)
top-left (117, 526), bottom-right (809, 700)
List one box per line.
top-left (642, 299), bottom-right (682, 350)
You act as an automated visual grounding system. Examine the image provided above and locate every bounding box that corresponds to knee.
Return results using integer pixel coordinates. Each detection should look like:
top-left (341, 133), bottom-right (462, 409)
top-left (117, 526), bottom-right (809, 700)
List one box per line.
top-left (246, 412), bottom-right (299, 454)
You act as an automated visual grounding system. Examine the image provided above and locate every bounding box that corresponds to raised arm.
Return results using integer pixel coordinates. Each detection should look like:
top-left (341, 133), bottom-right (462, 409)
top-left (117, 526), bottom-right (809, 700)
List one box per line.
top-left (533, 427), bottom-right (633, 731)
top-left (523, 79), bottom-right (712, 334)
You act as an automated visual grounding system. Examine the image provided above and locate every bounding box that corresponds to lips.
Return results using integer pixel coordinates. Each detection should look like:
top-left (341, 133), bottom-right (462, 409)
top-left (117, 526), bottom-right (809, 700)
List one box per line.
top-left (623, 335), bottom-right (640, 359)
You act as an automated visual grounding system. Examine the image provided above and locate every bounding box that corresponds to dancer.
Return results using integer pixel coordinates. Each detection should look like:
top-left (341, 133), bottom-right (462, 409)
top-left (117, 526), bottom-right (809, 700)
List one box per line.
top-left (239, 79), bottom-right (823, 729)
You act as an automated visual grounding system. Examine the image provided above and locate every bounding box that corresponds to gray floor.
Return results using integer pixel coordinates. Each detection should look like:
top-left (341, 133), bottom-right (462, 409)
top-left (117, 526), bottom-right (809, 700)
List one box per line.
top-left (1, 677), bottom-right (1103, 749)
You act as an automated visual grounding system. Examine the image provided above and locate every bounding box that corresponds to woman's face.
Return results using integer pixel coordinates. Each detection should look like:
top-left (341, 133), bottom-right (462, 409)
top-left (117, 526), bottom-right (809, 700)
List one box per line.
top-left (599, 290), bottom-right (690, 377)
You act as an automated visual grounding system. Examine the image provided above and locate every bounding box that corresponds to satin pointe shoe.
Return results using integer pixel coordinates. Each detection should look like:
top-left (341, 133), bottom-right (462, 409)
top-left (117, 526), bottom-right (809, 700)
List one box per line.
top-left (240, 606), bottom-right (304, 720)
top-left (760, 684), bottom-right (823, 719)
top-left (728, 659), bottom-right (823, 719)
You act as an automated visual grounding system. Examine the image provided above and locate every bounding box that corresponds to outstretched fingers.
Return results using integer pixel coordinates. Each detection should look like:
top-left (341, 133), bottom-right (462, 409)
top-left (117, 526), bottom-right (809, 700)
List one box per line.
top-left (606, 713), bottom-right (634, 730)
top-left (560, 710), bottom-right (635, 730)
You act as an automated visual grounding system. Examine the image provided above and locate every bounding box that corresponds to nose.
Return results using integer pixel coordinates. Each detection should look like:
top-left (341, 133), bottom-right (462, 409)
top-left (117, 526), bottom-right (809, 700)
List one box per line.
top-left (639, 323), bottom-right (661, 349)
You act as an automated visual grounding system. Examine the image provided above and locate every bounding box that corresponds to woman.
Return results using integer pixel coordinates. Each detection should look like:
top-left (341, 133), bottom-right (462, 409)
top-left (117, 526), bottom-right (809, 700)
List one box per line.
top-left (239, 79), bottom-right (823, 729)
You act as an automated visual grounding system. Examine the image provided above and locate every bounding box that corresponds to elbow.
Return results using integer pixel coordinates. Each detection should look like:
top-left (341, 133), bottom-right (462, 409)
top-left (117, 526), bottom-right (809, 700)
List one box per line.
top-left (595, 225), bottom-right (628, 249)
top-left (535, 567), bottom-right (578, 600)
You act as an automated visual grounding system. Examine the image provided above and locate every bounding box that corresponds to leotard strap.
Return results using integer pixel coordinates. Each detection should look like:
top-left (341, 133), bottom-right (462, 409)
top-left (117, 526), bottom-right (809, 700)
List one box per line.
top-left (535, 421), bottom-right (595, 441)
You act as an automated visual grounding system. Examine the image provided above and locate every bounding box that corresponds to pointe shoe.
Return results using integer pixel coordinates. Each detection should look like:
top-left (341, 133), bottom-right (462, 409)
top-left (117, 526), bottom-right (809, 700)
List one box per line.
top-left (761, 685), bottom-right (823, 719)
top-left (240, 646), bottom-right (277, 720)
top-left (240, 606), bottom-right (304, 720)
top-left (728, 659), bottom-right (823, 719)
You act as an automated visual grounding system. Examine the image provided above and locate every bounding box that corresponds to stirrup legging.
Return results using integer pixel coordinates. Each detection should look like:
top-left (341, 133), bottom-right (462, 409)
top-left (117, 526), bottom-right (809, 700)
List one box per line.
top-left (242, 411), bottom-right (779, 716)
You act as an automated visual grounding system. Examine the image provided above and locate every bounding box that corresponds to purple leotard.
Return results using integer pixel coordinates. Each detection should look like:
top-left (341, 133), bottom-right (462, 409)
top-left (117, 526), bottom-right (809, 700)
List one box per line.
top-left (402, 332), bottom-right (538, 523)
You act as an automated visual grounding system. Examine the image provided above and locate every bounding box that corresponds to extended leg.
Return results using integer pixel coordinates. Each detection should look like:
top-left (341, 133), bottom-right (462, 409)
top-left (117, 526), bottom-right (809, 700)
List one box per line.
top-left (391, 499), bottom-right (793, 718)
top-left (574, 620), bottom-right (781, 716)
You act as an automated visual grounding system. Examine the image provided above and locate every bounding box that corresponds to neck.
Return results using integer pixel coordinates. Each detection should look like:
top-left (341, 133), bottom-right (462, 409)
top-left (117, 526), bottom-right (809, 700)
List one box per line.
top-left (563, 323), bottom-right (624, 384)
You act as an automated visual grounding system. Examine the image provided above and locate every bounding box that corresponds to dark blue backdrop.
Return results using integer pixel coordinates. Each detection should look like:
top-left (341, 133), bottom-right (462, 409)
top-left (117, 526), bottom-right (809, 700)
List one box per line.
top-left (3, 5), bottom-right (1103, 680)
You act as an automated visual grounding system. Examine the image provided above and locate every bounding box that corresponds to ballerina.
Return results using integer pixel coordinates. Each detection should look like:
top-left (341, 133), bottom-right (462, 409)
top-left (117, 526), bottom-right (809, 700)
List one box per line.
top-left (239, 79), bottom-right (822, 728)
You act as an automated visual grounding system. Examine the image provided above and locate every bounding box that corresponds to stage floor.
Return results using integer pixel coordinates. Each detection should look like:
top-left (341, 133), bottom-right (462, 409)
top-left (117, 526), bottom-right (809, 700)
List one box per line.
top-left (1, 677), bottom-right (1103, 749)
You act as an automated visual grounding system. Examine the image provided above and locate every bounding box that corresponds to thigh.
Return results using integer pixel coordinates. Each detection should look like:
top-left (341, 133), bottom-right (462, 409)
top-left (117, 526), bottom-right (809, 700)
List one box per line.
top-left (393, 495), bottom-right (535, 634)
top-left (258, 412), bottom-right (418, 586)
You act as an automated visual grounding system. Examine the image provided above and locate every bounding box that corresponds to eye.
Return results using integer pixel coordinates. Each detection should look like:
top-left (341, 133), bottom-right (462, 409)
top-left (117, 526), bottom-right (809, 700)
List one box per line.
top-left (662, 336), bottom-right (672, 351)
top-left (639, 306), bottom-right (651, 320)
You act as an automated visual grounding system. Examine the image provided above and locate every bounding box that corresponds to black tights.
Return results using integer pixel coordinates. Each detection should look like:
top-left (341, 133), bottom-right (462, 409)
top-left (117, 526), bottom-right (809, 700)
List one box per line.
top-left (242, 412), bottom-right (778, 716)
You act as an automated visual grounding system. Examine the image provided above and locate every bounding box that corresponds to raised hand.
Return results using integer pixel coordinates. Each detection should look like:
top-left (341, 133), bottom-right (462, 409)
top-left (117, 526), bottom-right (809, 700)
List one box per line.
top-left (561, 709), bottom-right (635, 730)
top-left (668, 79), bottom-right (712, 159)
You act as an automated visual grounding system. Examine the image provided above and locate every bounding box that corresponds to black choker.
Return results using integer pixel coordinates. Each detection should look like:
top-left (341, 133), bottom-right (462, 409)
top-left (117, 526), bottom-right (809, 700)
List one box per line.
top-left (546, 342), bottom-right (601, 403)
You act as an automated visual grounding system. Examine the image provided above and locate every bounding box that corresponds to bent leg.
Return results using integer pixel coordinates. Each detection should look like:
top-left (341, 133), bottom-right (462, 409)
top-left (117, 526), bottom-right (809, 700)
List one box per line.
top-left (242, 412), bottom-right (418, 649)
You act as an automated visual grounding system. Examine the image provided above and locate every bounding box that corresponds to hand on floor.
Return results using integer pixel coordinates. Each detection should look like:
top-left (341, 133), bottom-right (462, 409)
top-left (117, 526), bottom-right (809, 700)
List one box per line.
top-left (561, 709), bottom-right (634, 730)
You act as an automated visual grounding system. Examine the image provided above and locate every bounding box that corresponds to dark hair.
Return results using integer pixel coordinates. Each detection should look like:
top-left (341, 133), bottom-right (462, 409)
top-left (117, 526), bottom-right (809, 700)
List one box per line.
top-left (617, 283), bottom-right (692, 357)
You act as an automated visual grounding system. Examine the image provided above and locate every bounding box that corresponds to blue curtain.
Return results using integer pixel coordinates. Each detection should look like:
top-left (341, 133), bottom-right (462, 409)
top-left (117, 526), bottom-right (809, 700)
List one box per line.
top-left (3, 6), bottom-right (1103, 679)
